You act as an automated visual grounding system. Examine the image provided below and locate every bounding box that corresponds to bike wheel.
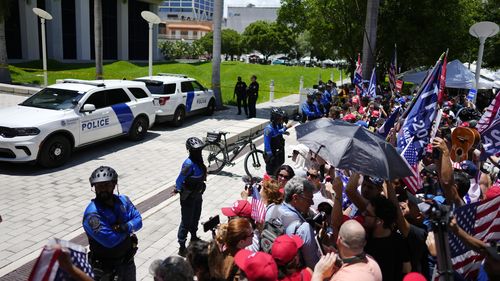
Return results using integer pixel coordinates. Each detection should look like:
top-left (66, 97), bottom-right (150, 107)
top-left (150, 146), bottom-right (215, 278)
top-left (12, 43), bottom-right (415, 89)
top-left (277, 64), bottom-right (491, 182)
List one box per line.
top-left (244, 149), bottom-right (266, 178)
top-left (201, 143), bottom-right (226, 174)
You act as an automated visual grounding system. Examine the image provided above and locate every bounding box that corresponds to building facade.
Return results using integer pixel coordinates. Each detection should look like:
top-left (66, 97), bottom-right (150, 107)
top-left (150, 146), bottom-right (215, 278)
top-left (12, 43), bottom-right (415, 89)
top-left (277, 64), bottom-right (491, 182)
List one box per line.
top-left (225, 6), bottom-right (279, 33)
top-left (158, 0), bottom-right (214, 21)
top-left (5, 0), bottom-right (161, 62)
top-left (158, 21), bottom-right (211, 43)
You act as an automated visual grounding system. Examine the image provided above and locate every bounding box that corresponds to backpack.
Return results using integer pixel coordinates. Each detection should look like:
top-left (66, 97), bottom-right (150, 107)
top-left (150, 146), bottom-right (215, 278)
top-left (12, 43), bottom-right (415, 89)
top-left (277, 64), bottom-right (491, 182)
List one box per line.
top-left (260, 217), bottom-right (285, 253)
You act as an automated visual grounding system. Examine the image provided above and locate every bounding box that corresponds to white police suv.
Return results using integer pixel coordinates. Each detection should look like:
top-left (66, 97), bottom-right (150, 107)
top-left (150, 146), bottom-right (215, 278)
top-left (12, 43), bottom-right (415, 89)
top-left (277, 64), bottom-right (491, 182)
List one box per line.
top-left (0, 79), bottom-right (158, 168)
top-left (134, 73), bottom-right (215, 126)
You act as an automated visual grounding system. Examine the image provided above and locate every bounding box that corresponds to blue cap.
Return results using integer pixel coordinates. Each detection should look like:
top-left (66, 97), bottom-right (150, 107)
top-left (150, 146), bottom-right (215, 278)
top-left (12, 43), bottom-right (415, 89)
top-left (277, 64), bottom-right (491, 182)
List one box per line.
top-left (460, 160), bottom-right (478, 178)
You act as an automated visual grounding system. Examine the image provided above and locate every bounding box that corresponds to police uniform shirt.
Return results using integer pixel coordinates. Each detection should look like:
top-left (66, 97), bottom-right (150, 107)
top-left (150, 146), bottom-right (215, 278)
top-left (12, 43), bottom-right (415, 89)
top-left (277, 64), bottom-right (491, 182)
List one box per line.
top-left (263, 123), bottom-right (287, 156)
top-left (83, 194), bottom-right (142, 249)
top-left (247, 81), bottom-right (259, 97)
top-left (234, 81), bottom-right (247, 96)
top-left (175, 158), bottom-right (205, 192)
top-left (302, 101), bottom-right (322, 118)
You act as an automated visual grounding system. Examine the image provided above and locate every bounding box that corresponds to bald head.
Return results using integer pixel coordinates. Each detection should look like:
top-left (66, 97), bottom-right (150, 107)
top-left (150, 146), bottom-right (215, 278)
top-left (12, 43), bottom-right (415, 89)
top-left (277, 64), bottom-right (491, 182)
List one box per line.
top-left (339, 220), bottom-right (366, 253)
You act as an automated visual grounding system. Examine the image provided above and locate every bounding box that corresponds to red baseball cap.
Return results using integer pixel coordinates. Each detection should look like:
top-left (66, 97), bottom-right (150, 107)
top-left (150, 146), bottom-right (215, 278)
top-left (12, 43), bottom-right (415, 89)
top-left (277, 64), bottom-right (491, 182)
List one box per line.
top-left (221, 200), bottom-right (252, 218)
top-left (281, 269), bottom-right (312, 281)
top-left (271, 234), bottom-right (304, 266)
top-left (234, 249), bottom-right (278, 281)
top-left (403, 272), bottom-right (427, 281)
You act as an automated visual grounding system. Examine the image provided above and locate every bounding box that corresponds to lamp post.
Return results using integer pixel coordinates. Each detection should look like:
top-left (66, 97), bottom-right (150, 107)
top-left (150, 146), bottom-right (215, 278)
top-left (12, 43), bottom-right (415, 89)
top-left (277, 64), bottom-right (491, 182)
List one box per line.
top-left (32, 8), bottom-right (53, 87)
top-left (141, 11), bottom-right (161, 79)
top-left (469, 21), bottom-right (499, 103)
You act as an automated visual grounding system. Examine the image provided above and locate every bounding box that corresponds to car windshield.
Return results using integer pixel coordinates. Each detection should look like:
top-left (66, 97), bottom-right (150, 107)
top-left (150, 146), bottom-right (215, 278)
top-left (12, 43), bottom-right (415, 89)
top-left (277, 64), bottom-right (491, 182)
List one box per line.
top-left (20, 88), bottom-right (82, 110)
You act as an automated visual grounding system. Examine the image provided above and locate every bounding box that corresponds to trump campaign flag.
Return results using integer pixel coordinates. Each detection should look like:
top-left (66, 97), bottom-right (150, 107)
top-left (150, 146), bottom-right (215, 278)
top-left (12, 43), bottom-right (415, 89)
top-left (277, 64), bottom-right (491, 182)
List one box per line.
top-left (28, 238), bottom-right (93, 281)
top-left (366, 68), bottom-right (377, 98)
top-left (378, 106), bottom-right (401, 139)
top-left (477, 90), bottom-right (500, 157)
top-left (398, 53), bottom-right (446, 193)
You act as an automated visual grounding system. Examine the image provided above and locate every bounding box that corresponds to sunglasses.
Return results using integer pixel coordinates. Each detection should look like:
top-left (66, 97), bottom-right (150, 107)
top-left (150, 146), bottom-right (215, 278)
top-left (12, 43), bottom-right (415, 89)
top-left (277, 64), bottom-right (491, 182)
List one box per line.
top-left (278, 173), bottom-right (290, 180)
top-left (307, 172), bottom-right (319, 179)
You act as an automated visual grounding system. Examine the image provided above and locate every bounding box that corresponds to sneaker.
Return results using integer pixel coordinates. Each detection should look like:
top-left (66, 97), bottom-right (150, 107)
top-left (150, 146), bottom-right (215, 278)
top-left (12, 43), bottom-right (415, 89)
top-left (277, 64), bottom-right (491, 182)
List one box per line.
top-left (178, 246), bottom-right (187, 257)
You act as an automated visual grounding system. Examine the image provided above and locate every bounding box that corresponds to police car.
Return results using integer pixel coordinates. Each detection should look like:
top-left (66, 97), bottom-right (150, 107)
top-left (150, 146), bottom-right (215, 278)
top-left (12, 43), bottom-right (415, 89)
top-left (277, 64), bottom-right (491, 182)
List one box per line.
top-left (0, 79), bottom-right (158, 168)
top-left (134, 73), bottom-right (216, 126)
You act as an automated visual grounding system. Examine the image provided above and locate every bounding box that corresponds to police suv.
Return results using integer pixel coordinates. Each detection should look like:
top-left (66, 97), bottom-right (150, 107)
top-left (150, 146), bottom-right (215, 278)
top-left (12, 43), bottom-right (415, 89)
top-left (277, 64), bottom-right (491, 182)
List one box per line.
top-left (134, 73), bottom-right (216, 126)
top-left (0, 79), bottom-right (158, 168)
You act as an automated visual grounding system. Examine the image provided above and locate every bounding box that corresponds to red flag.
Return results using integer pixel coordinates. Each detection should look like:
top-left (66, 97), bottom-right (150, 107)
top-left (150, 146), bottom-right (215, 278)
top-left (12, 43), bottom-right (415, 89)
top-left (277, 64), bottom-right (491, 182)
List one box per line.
top-left (437, 53), bottom-right (447, 106)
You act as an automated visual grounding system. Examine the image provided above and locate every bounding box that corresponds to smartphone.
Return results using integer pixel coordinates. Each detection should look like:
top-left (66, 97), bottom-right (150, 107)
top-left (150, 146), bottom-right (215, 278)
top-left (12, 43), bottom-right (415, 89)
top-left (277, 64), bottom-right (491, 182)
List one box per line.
top-left (202, 215), bottom-right (220, 233)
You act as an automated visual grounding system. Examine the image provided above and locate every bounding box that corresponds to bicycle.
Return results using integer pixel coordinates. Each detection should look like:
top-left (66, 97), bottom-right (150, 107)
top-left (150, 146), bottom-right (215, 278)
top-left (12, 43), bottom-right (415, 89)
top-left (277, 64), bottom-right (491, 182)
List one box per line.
top-left (201, 130), bottom-right (266, 178)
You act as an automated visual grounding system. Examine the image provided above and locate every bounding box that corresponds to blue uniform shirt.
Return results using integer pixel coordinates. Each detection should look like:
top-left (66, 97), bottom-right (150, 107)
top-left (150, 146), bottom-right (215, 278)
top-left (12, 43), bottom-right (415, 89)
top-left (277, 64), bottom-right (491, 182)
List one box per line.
top-left (302, 102), bottom-right (322, 119)
top-left (175, 158), bottom-right (205, 192)
top-left (322, 90), bottom-right (332, 103)
top-left (263, 123), bottom-right (287, 156)
top-left (83, 194), bottom-right (142, 249)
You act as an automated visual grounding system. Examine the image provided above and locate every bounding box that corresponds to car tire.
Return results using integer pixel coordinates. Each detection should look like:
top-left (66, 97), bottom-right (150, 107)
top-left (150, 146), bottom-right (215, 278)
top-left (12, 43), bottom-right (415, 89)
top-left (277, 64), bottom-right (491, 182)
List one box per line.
top-left (128, 116), bottom-right (148, 141)
top-left (172, 107), bottom-right (185, 127)
top-left (206, 99), bottom-right (215, 116)
top-left (38, 135), bottom-right (72, 168)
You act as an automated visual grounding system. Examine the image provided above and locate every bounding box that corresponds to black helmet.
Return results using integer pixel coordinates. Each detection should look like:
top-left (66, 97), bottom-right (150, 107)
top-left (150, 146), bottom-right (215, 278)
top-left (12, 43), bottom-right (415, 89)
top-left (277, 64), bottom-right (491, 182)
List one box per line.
top-left (457, 107), bottom-right (481, 122)
top-left (89, 166), bottom-right (118, 186)
top-left (186, 137), bottom-right (205, 151)
top-left (270, 107), bottom-right (286, 122)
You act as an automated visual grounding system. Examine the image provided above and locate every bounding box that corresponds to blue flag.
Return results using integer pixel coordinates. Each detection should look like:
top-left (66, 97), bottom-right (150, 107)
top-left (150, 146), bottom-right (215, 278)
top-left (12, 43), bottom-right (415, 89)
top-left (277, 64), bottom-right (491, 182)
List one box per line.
top-left (398, 54), bottom-right (445, 161)
top-left (367, 68), bottom-right (377, 98)
top-left (378, 107), bottom-right (401, 138)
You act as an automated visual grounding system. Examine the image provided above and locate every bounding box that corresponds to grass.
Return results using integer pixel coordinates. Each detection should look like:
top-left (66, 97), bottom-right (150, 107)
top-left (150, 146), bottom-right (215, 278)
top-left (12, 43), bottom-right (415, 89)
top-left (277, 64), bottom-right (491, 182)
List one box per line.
top-left (9, 60), bottom-right (347, 104)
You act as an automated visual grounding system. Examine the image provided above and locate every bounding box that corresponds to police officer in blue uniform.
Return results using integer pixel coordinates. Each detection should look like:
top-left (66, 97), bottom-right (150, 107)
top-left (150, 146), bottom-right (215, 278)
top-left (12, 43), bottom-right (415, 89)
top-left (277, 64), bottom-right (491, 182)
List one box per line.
top-left (264, 108), bottom-right (292, 176)
top-left (83, 166), bottom-right (142, 281)
top-left (174, 137), bottom-right (207, 257)
top-left (301, 91), bottom-right (322, 122)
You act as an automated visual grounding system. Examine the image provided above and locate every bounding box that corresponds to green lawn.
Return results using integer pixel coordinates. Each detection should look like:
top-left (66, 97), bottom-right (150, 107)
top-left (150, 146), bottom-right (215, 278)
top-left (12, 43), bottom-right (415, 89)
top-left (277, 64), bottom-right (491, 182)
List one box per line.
top-left (9, 60), bottom-right (346, 104)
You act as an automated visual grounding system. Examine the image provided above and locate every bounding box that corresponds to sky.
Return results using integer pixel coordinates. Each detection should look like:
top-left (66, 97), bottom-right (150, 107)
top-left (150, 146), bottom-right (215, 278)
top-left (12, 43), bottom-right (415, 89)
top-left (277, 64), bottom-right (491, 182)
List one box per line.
top-left (224, 0), bottom-right (281, 17)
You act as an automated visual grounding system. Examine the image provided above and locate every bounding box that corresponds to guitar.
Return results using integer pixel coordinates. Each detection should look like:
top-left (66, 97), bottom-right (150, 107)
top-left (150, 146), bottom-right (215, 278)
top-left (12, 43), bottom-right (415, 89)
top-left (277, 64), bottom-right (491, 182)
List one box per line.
top-left (451, 127), bottom-right (477, 162)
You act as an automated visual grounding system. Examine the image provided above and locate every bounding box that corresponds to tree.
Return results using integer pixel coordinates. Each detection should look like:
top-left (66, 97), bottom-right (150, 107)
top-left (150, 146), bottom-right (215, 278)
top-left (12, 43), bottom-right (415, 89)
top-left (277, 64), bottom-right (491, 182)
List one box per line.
top-left (481, 0), bottom-right (500, 68)
top-left (198, 31), bottom-right (213, 54)
top-left (221, 29), bottom-right (242, 59)
top-left (94, 0), bottom-right (103, 79)
top-left (158, 41), bottom-right (175, 60)
top-left (242, 21), bottom-right (294, 60)
top-left (0, 0), bottom-right (11, 83)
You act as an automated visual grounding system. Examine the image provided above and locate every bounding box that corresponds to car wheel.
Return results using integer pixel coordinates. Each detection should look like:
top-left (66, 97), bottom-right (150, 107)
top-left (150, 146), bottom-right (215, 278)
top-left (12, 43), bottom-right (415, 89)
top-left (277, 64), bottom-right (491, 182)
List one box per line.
top-left (128, 116), bottom-right (148, 141)
top-left (206, 99), bottom-right (215, 116)
top-left (38, 135), bottom-right (72, 168)
top-left (172, 107), bottom-right (185, 127)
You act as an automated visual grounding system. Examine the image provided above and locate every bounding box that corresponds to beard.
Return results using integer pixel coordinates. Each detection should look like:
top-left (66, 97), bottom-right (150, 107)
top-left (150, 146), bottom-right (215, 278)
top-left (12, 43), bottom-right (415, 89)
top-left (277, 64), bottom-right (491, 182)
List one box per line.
top-left (96, 191), bottom-right (113, 202)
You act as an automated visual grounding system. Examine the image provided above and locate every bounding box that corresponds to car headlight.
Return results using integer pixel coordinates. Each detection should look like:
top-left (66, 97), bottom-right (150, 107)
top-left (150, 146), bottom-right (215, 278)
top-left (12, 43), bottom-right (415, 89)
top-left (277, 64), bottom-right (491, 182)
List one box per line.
top-left (13, 127), bottom-right (41, 136)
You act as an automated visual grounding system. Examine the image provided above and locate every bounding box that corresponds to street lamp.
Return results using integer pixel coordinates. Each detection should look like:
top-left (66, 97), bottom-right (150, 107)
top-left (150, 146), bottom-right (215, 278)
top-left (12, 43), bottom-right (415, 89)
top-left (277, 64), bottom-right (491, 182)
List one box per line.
top-left (32, 8), bottom-right (53, 87)
top-left (141, 11), bottom-right (161, 78)
top-left (469, 21), bottom-right (499, 103)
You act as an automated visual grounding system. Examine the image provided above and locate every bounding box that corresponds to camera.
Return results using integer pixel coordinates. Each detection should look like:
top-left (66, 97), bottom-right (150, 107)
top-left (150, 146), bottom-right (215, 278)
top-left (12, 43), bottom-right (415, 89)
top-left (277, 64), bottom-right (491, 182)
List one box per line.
top-left (242, 176), bottom-right (262, 197)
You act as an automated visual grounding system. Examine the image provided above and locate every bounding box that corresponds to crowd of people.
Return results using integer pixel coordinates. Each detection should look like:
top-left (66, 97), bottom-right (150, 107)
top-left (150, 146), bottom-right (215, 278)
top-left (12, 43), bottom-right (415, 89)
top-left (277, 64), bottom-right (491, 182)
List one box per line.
top-left (45, 80), bottom-right (499, 281)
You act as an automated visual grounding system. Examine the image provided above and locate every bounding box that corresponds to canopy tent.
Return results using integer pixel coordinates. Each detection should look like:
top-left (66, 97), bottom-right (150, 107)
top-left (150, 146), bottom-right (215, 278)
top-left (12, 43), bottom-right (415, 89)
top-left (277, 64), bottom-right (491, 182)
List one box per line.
top-left (399, 59), bottom-right (495, 89)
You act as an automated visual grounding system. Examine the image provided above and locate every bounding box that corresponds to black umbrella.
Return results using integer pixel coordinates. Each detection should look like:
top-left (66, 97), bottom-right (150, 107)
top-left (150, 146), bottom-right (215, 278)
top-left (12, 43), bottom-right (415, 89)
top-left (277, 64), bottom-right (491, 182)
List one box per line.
top-left (296, 118), bottom-right (413, 180)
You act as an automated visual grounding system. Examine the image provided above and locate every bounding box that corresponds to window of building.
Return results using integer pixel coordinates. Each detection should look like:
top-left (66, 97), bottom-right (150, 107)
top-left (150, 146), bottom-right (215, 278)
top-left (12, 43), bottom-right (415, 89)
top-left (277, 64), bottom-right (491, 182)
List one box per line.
top-left (193, 31), bottom-right (198, 36)
top-left (180, 30), bottom-right (188, 36)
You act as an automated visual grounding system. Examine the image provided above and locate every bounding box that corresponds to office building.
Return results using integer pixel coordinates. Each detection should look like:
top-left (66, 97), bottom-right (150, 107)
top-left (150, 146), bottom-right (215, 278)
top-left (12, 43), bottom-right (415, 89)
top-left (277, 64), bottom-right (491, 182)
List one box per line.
top-left (225, 6), bottom-right (279, 33)
top-left (158, 0), bottom-right (214, 21)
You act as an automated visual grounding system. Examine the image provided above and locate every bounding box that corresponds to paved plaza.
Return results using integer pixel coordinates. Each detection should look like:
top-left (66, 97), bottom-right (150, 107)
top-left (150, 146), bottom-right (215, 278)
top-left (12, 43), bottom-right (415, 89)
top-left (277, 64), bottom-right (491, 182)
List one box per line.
top-left (0, 92), bottom-right (302, 280)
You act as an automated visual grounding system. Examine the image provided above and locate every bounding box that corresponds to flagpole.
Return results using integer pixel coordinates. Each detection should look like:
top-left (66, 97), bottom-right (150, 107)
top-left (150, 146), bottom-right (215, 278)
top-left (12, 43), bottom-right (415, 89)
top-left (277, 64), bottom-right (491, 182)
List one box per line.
top-left (401, 52), bottom-right (445, 119)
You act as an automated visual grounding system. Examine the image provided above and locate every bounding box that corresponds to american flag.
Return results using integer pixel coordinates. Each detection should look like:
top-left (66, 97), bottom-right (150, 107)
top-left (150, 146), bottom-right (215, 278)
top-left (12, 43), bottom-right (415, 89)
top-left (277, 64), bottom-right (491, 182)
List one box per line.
top-left (389, 45), bottom-right (397, 93)
top-left (336, 169), bottom-right (352, 210)
top-left (29, 239), bottom-right (93, 281)
top-left (449, 195), bottom-right (500, 280)
top-left (476, 90), bottom-right (500, 133)
top-left (437, 53), bottom-right (447, 106)
top-left (353, 53), bottom-right (363, 96)
top-left (400, 141), bottom-right (422, 194)
top-left (367, 68), bottom-right (377, 98)
top-left (251, 184), bottom-right (266, 223)
top-left (378, 107), bottom-right (401, 138)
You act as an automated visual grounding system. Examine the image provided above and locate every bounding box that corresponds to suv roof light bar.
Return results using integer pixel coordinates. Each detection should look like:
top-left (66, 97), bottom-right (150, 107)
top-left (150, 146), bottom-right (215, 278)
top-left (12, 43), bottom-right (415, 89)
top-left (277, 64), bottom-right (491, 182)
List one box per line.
top-left (157, 73), bottom-right (188, 78)
top-left (62, 79), bottom-right (105, 87)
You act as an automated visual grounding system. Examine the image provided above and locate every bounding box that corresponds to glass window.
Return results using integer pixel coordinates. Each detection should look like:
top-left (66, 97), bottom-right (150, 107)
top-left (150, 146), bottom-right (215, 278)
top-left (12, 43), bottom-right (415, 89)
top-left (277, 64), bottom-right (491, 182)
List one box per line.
top-left (105, 89), bottom-right (131, 106)
top-left (180, 30), bottom-right (188, 36)
top-left (164, 83), bottom-right (177, 94)
top-left (181, 81), bottom-right (194, 92)
top-left (128, 88), bottom-right (149, 99)
top-left (20, 88), bottom-right (82, 110)
top-left (193, 31), bottom-right (198, 36)
top-left (182, 8), bottom-right (192, 12)
top-left (182, 1), bottom-right (191, 7)
top-left (191, 81), bottom-right (205, 91)
top-left (83, 91), bottom-right (107, 109)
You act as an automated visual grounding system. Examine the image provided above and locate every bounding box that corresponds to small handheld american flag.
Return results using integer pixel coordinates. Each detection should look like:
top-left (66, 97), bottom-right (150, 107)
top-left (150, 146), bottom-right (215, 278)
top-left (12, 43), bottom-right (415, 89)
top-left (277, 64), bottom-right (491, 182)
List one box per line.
top-left (251, 184), bottom-right (266, 223)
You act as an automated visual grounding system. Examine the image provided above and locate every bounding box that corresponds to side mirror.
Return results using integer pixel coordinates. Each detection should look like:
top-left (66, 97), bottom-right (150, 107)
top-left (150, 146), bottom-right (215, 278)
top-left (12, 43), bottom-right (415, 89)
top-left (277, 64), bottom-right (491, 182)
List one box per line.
top-left (81, 104), bottom-right (96, 113)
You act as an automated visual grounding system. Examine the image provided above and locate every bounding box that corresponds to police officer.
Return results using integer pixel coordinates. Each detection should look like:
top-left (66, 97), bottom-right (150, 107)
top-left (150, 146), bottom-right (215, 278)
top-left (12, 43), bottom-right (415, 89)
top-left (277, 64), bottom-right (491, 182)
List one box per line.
top-left (301, 91), bottom-right (322, 122)
top-left (234, 76), bottom-right (248, 116)
top-left (174, 137), bottom-right (207, 257)
top-left (247, 75), bottom-right (259, 118)
top-left (83, 166), bottom-right (142, 281)
top-left (264, 108), bottom-right (292, 176)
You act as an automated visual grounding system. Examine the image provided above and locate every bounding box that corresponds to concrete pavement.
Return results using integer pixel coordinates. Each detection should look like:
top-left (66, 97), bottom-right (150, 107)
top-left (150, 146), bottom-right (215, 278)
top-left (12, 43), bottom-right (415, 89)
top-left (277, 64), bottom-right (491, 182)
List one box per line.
top-left (0, 92), bottom-right (302, 280)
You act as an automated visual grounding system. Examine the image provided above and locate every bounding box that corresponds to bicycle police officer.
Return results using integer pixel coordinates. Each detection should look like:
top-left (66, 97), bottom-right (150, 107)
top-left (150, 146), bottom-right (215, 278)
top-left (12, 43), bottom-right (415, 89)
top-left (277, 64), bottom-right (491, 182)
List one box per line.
top-left (174, 137), bottom-right (207, 257)
top-left (264, 108), bottom-right (292, 176)
top-left (83, 166), bottom-right (142, 281)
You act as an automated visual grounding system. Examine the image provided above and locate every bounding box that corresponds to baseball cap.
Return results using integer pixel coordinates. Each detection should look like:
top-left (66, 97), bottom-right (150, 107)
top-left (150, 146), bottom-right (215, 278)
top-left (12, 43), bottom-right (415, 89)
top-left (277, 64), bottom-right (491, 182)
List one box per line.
top-left (403, 272), bottom-right (427, 281)
top-left (459, 160), bottom-right (478, 178)
top-left (485, 184), bottom-right (500, 200)
top-left (271, 235), bottom-right (304, 265)
top-left (234, 249), bottom-right (278, 281)
top-left (221, 200), bottom-right (252, 218)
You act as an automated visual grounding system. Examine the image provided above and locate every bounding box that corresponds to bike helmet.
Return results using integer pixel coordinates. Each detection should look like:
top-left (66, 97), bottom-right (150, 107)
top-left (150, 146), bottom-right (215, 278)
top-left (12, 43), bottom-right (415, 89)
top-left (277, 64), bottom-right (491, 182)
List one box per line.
top-left (270, 107), bottom-right (286, 123)
top-left (186, 137), bottom-right (205, 151)
top-left (89, 166), bottom-right (118, 186)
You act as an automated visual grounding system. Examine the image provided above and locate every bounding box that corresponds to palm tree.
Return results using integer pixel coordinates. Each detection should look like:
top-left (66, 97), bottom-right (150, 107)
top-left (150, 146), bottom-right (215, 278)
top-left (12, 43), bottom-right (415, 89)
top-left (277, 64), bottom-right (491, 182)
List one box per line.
top-left (212, 0), bottom-right (223, 109)
top-left (0, 1), bottom-right (11, 83)
top-left (94, 0), bottom-right (103, 79)
top-left (361, 0), bottom-right (380, 80)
